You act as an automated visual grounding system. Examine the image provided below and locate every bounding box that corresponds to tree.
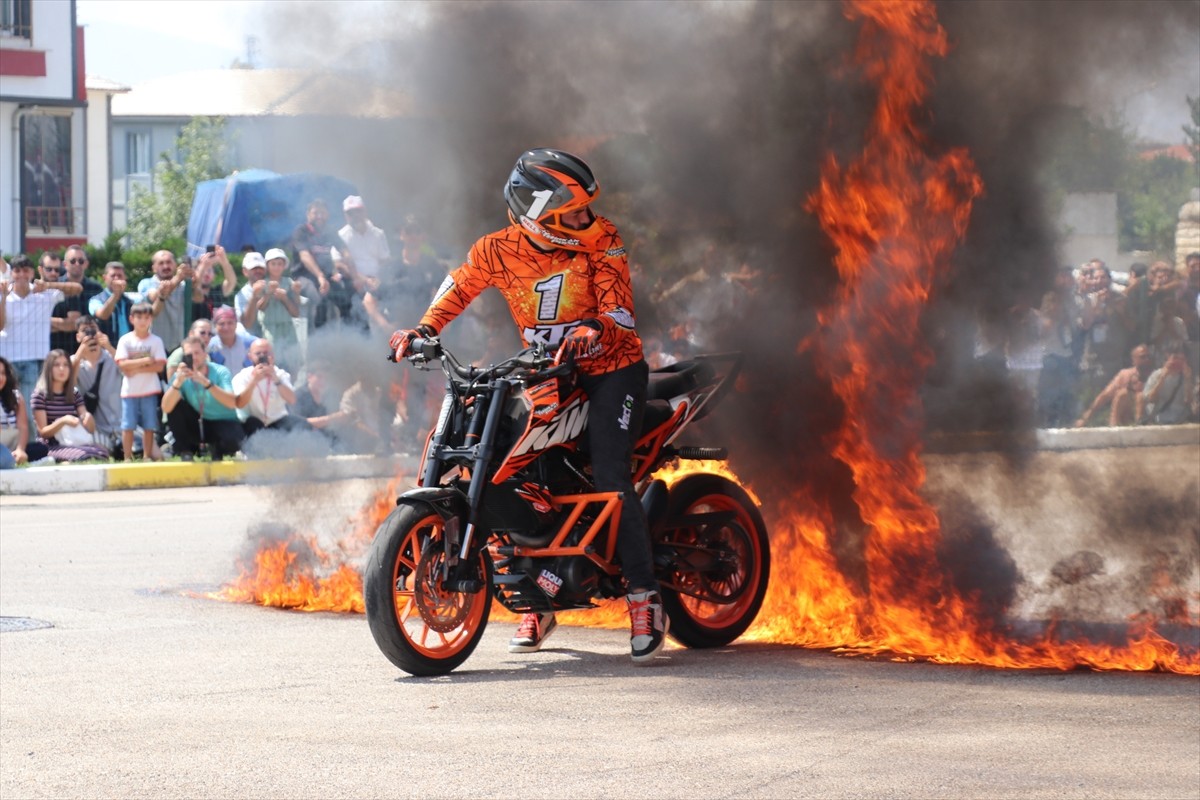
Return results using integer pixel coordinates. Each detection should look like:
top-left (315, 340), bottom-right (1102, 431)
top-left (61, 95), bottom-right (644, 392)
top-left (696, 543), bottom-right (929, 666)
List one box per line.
top-left (127, 117), bottom-right (235, 249)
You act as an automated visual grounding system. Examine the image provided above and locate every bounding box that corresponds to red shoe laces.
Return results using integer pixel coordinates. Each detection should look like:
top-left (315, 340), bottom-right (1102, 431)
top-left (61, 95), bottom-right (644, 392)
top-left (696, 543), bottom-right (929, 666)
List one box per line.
top-left (629, 597), bottom-right (654, 636)
top-left (517, 615), bottom-right (540, 637)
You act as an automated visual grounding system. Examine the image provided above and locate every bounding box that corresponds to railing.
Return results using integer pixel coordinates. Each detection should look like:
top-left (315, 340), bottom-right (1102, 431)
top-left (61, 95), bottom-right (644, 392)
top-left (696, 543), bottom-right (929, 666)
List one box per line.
top-left (23, 206), bottom-right (83, 235)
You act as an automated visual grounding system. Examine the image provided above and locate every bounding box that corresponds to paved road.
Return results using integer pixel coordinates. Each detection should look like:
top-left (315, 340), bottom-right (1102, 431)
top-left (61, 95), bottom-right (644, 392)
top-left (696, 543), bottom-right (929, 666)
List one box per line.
top-left (1, 483), bottom-right (1197, 800)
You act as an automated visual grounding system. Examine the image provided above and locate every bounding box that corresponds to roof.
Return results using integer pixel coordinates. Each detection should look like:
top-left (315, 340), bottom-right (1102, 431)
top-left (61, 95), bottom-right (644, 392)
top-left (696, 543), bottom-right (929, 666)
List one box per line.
top-left (85, 75), bottom-right (131, 94)
top-left (1137, 144), bottom-right (1195, 163)
top-left (110, 68), bottom-right (411, 120)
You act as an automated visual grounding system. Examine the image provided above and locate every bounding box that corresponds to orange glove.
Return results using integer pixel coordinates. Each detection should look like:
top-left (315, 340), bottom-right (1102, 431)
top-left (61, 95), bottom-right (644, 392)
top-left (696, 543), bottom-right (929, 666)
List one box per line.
top-left (558, 319), bottom-right (604, 362)
top-left (390, 325), bottom-right (434, 360)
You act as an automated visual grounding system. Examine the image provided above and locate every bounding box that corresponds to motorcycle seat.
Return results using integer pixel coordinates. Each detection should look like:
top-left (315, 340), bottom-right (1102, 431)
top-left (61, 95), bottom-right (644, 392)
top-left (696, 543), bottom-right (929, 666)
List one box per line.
top-left (647, 359), bottom-right (715, 402)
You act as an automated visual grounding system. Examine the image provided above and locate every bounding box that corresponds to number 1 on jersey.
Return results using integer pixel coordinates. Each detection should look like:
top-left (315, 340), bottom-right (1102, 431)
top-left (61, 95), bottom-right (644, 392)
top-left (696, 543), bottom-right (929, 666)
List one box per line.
top-left (534, 274), bottom-right (564, 321)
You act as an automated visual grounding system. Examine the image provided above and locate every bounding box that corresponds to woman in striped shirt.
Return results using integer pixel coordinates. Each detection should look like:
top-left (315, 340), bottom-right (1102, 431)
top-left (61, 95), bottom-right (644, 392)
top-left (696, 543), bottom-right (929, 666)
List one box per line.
top-left (30, 350), bottom-right (110, 463)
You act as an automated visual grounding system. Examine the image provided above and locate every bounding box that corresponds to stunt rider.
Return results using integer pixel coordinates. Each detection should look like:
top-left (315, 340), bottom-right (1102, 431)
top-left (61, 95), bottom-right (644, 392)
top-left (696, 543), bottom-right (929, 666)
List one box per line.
top-left (390, 148), bottom-right (669, 663)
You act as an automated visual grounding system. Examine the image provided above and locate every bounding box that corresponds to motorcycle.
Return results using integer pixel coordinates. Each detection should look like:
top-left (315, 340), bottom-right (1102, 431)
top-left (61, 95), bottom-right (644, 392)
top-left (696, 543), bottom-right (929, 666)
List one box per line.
top-left (364, 337), bottom-right (770, 676)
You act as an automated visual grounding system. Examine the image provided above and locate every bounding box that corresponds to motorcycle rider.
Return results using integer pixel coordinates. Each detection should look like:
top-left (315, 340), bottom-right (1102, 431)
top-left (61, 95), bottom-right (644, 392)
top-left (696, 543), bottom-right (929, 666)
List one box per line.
top-left (390, 148), bottom-right (668, 663)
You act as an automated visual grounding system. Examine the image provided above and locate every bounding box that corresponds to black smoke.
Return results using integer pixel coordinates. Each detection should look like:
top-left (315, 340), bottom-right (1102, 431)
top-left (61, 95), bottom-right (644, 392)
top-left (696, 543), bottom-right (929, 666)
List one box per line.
top-left (251, 0), bottom-right (1199, 630)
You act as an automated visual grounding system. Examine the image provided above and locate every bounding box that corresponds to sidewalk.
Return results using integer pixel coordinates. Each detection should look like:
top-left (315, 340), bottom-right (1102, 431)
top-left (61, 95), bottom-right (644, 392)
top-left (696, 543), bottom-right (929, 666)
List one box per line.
top-left (1, 425), bottom-right (1195, 496)
top-left (0, 453), bottom-right (420, 495)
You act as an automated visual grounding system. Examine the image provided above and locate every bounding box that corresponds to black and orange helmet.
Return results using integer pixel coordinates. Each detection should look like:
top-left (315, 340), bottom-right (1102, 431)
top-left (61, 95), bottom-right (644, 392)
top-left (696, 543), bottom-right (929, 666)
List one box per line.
top-left (504, 149), bottom-right (604, 252)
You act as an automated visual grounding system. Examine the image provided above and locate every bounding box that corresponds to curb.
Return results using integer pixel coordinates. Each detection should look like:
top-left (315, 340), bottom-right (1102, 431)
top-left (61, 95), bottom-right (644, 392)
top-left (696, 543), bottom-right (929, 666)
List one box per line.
top-left (0, 454), bottom-right (420, 496)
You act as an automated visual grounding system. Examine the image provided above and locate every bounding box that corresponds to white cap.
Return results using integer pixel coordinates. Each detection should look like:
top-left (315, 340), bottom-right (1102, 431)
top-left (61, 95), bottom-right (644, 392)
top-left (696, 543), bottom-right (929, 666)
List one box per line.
top-left (263, 247), bottom-right (289, 267)
top-left (242, 252), bottom-right (266, 270)
top-left (343, 195), bottom-right (365, 211)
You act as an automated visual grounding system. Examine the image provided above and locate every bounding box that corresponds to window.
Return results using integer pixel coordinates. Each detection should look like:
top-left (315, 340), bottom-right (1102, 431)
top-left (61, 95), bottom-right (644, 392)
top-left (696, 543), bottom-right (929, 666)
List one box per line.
top-left (126, 131), bottom-right (152, 175)
top-left (21, 113), bottom-right (73, 232)
top-left (0, 0), bottom-right (32, 39)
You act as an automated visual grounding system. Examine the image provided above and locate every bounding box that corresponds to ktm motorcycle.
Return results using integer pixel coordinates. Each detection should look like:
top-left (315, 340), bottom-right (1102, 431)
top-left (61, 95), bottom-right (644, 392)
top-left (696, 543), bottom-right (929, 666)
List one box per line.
top-left (364, 337), bottom-right (770, 676)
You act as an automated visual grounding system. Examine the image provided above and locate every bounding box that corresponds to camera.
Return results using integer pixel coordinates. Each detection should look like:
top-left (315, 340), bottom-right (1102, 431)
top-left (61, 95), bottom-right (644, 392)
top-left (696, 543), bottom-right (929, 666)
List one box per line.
top-left (82, 325), bottom-right (98, 338)
top-left (181, 354), bottom-right (194, 370)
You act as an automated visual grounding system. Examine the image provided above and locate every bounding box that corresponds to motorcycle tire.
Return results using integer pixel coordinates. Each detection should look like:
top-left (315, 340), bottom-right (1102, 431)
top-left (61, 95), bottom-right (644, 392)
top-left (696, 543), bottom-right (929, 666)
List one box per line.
top-left (364, 502), bottom-right (492, 676)
top-left (656, 473), bottom-right (770, 648)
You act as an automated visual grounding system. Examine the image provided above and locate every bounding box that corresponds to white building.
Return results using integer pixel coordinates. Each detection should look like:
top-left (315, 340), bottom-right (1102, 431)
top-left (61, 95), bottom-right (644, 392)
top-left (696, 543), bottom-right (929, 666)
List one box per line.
top-left (0, 0), bottom-right (84, 256)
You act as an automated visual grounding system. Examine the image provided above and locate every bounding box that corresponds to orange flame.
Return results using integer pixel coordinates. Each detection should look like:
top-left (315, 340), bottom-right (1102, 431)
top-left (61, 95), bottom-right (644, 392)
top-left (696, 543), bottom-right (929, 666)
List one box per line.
top-left (784, 0), bottom-right (1198, 674)
top-left (208, 0), bottom-right (1197, 674)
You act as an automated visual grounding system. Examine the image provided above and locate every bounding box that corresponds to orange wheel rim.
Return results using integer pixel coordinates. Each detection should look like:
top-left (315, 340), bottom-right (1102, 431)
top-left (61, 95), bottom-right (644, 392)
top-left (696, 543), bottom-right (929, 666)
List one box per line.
top-left (390, 513), bottom-right (488, 658)
top-left (670, 494), bottom-right (761, 628)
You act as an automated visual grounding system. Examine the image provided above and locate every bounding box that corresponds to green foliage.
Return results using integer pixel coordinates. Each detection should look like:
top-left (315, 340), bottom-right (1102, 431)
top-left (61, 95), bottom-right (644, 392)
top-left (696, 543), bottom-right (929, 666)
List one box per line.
top-left (1117, 154), bottom-right (1195, 254)
top-left (1185, 95), bottom-right (1200, 167)
top-left (127, 117), bottom-right (235, 249)
top-left (1038, 101), bottom-right (1200, 257)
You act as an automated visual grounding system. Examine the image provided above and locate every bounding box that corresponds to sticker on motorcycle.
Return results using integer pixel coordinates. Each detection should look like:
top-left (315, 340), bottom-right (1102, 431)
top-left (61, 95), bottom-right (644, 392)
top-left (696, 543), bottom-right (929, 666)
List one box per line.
top-left (536, 569), bottom-right (564, 597)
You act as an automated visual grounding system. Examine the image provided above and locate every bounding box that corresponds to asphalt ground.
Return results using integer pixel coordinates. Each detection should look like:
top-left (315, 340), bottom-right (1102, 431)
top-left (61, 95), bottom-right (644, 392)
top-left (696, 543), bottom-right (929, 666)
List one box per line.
top-left (1, 482), bottom-right (1197, 800)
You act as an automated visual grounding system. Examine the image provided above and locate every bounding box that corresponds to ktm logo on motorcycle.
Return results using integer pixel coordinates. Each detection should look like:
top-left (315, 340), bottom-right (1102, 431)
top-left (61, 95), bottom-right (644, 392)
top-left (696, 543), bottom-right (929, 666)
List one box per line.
top-left (511, 397), bottom-right (590, 457)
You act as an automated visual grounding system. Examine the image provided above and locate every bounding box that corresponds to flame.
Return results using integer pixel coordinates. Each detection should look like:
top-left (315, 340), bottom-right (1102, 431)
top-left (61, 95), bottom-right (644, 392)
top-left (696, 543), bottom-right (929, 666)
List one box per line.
top-left (207, 0), bottom-right (1197, 674)
top-left (773, 0), bottom-right (1198, 674)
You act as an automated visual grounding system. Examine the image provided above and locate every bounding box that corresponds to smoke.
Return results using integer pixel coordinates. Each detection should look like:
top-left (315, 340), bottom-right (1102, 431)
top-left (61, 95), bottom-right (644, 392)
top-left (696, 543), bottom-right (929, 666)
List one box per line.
top-left (247, 1), bottom-right (1199, 631)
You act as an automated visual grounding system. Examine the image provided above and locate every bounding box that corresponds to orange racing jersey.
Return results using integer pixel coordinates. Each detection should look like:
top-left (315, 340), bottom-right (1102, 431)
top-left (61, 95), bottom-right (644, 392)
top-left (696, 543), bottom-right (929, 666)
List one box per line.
top-left (419, 217), bottom-right (644, 376)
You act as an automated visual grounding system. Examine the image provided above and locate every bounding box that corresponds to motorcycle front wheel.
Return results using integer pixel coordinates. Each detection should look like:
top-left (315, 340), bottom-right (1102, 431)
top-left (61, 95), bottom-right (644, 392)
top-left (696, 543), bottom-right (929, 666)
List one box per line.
top-left (364, 502), bottom-right (492, 676)
top-left (657, 473), bottom-right (770, 648)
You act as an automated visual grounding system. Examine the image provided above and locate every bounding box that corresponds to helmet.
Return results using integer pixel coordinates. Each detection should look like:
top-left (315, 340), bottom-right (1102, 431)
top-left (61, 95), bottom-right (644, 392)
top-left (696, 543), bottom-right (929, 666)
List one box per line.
top-left (504, 149), bottom-right (604, 252)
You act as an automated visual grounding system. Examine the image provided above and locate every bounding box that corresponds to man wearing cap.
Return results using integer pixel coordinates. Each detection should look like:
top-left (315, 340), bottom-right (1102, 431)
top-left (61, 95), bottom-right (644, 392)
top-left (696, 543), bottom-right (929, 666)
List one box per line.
top-left (333, 195), bottom-right (391, 293)
top-left (234, 251), bottom-right (268, 337)
top-left (291, 198), bottom-right (355, 329)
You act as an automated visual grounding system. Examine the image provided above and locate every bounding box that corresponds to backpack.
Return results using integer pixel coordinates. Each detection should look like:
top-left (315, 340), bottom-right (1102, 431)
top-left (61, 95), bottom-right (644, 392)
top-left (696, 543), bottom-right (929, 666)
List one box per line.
top-left (82, 359), bottom-right (105, 415)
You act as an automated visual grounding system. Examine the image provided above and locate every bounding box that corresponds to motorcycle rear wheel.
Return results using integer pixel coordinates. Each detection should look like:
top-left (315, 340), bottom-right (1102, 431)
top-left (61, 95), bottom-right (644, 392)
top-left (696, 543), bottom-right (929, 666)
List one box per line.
top-left (364, 502), bottom-right (492, 676)
top-left (657, 473), bottom-right (770, 648)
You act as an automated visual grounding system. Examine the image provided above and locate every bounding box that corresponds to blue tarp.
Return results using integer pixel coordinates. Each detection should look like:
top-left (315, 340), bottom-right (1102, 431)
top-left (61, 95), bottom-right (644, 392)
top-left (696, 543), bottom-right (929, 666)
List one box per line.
top-left (186, 170), bottom-right (358, 259)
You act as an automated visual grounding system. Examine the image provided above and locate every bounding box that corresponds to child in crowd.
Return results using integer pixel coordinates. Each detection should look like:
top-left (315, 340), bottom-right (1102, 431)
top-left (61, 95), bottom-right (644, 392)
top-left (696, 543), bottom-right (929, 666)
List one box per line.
top-left (0, 355), bottom-right (50, 467)
top-left (30, 350), bottom-right (110, 463)
top-left (114, 302), bottom-right (167, 461)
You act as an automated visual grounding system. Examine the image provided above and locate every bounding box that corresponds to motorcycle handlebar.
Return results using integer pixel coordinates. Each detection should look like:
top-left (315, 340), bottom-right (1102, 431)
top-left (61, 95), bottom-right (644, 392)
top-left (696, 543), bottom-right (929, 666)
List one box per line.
top-left (389, 337), bottom-right (568, 385)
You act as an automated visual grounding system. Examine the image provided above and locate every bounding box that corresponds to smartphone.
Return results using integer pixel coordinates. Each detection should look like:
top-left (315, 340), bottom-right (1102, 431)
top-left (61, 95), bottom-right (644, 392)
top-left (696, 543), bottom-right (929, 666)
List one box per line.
top-left (181, 353), bottom-right (194, 369)
top-left (206, 245), bottom-right (216, 254)
top-left (256, 353), bottom-right (269, 365)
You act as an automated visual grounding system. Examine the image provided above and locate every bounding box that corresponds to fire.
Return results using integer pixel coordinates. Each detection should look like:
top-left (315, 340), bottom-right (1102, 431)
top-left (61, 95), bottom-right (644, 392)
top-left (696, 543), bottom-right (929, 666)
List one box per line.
top-left (780, 0), bottom-right (1198, 674)
top-left (206, 477), bottom-right (403, 612)
top-left (208, 0), bottom-right (1197, 674)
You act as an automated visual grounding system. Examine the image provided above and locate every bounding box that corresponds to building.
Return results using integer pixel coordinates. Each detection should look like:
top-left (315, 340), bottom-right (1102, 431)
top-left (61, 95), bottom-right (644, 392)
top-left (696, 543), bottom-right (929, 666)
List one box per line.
top-left (0, 0), bottom-right (85, 256)
top-left (109, 68), bottom-right (415, 233)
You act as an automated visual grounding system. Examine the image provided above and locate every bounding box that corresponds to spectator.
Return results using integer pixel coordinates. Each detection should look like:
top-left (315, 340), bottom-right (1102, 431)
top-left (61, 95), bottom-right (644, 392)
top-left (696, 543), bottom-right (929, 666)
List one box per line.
top-left (0, 254), bottom-right (80, 424)
top-left (293, 360), bottom-right (351, 448)
top-left (166, 318), bottom-right (217, 384)
top-left (209, 306), bottom-right (256, 370)
top-left (1076, 263), bottom-right (1132, 408)
top-left (114, 302), bottom-right (167, 462)
top-left (1142, 348), bottom-right (1195, 425)
top-left (336, 375), bottom-right (392, 454)
top-left (140, 250), bottom-right (193, 355)
top-left (50, 245), bottom-right (104, 355)
top-left (1036, 290), bottom-right (1079, 427)
top-left (1123, 262), bottom-right (1153, 350)
top-left (30, 349), bottom-right (110, 463)
top-left (88, 261), bottom-right (142, 343)
top-left (0, 355), bottom-right (50, 467)
top-left (332, 195), bottom-right (390, 295)
top-left (234, 251), bottom-right (267, 337)
top-left (255, 248), bottom-right (303, 374)
top-left (1180, 252), bottom-right (1199, 343)
top-left (71, 315), bottom-right (121, 456)
top-left (233, 339), bottom-right (311, 438)
top-left (1149, 293), bottom-right (1189, 365)
top-left (191, 246), bottom-right (238, 321)
top-left (292, 198), bottom-right (352, 328)
top-left (1005, 301), bottom-right (1043, 416)
top-left (162, 335), bottom-right (244, 460)
top-left (1074, 344), bottom-right (1153, 428)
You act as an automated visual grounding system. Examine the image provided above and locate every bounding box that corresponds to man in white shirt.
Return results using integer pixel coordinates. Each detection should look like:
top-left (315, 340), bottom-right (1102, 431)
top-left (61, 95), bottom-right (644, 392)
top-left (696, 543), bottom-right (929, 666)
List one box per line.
top-left (332, 195), bottom-right (390, 292)
top-left (0, 255), bottom-right (80, 421)
top-left (232, 338), bottom-right (311, 437)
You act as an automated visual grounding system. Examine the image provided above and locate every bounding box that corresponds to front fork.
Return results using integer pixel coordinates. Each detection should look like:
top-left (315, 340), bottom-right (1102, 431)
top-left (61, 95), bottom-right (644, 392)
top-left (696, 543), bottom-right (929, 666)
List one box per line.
top-left (436, 381), bottom-right (512, 594)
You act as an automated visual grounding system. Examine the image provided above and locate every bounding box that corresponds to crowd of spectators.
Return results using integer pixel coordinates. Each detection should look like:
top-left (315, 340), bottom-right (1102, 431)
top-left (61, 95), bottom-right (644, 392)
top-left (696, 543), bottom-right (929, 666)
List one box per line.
top-left (2, 193), bottom-right (1198, 469)
top-left (0, 195), bottom-right (455, 467)
top-left (985, 254), bottom-right (1200, 429)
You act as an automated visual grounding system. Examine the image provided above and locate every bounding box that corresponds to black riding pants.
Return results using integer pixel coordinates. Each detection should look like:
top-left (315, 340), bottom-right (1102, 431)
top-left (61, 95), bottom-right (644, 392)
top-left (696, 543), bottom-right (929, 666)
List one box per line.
top-left (577, 359), bottom-right (659, 594)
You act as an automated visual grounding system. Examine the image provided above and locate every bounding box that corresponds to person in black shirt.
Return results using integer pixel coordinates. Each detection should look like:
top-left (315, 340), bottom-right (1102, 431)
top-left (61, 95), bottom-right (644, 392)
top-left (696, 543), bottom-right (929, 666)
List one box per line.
top-left (291, 198), bottom-right (356, 329)
top-left (49, 246), bottom-right (103, 355)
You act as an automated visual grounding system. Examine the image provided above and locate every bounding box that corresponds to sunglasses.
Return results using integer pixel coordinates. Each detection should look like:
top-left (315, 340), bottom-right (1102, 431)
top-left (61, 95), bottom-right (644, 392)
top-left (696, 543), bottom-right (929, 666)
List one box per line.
top-left (42, 266), bottom-right (61, 272)
top-left (69, 258), bottom-right (87, 264)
